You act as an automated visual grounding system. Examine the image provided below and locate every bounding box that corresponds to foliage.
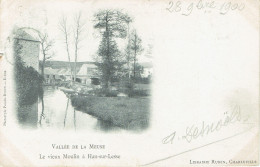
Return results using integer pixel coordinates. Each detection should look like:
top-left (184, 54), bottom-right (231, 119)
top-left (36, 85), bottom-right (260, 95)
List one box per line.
top-left (132, 63), bottom-right (144, 79)
top-left (103, 89), bottom-right (118, 97)
top-left (91, 78), bottom-right (100, 85)
top-left (93, 10), bottom-right (132, 88)
top-left (87, 88), bottom-right (118, 97)
top-left (134, 77), bottom-right (152, 84)
top-left (14, 39), bottom-right (43, 106)
top-left (128, 30), bottom-right (143, 78)
top-left (95, 36), bottom-right (125, 87)
top-left (93, 10), bottom-right (132, 38)
top-left (129, 30), bottom-right (143, 55)
top-left (126, 89), bottom-right (149, 97)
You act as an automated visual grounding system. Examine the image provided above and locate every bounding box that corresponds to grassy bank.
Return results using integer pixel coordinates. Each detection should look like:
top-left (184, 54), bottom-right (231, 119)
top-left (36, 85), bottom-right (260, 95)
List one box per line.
top-left (71, 96), bottom-right (150, 131)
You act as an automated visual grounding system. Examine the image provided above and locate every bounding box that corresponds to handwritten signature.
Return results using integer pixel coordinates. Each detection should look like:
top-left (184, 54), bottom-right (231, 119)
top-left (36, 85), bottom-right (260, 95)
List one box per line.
top-left (166, 0), bottom-right (245, 16)
top-left (162, 105), bottom-right (250, 144)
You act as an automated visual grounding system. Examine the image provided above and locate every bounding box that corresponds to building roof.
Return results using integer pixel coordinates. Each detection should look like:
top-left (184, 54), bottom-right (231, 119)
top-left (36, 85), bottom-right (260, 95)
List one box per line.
top-left (57, 69), bottom-right (71, 75)
top-left (44, 67), bottom-right (57, 75)
top-left (43, 61), bottom-right (152, 76)
top-left (77, 63), bottom-right (97, 76)
top-left (40, 60), bottom-right (95, 73)
top-left (14, 29), bottom-right (40, 42)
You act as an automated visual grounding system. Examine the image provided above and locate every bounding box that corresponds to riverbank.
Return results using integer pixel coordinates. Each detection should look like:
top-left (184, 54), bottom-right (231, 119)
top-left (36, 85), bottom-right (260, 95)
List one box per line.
top-left (71, 95), bottom-right (150, 131)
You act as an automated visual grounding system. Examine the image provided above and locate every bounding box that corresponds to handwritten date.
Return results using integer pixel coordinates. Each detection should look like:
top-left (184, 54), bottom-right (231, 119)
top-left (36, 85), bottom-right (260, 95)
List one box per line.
top-left (166, 0), bottom-right (245, 16)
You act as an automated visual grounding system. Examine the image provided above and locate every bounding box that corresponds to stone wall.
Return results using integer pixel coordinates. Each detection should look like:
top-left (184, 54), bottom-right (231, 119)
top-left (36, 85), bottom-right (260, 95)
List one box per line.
top-left (17, 39), bottom-right (40, 71)
top-left (14, 36), bottom-right (40, 128)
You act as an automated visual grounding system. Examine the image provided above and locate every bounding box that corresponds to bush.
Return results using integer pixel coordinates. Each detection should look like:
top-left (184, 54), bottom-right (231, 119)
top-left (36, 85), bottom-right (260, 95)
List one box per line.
top-left (14, 44), bottom-right (43, 105)
top-left (87, 87), bottom-right (118, 97)
top-left (126, 89), bottom-right (149, 97)
top-left (99, 89), bottom-right (118, 97)
top-left (105, 91), bottom-right (118, 97)
top-left (71, 95), bottom-right (92, 110)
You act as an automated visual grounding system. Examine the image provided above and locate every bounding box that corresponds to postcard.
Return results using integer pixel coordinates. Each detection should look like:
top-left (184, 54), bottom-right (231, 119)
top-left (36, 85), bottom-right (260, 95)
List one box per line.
top-left (0, 0), bottom-right (259, 166)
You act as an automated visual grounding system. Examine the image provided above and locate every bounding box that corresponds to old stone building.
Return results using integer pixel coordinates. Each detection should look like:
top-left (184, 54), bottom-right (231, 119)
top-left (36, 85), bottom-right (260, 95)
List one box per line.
top-left (14, 29), bottom-right (40, 71)
top-left (14, 29), bottom-right (41, 127)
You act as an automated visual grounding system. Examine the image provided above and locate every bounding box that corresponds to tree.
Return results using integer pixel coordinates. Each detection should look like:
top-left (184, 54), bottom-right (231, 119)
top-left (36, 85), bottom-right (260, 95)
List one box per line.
top-left (59, 15), bottom-right (73, 81)
top-left (37, 32), bottom-right (54, 76)
top-left (73, 12), bottom-right (86, 82)
top-left (95, 35), bottom-right (124, 87)
top-left (124, 38), bottom-right (133, 79)
top-left (59, 13), bottom-right (86, 82)
top-left (129, 29), bottom-right (143, 79)
top-left (93, 10), bottom-right (131, 88)
top-left (125, 18), bottom-right (133, 79)
top-left (14, 27), bottom-right (54, 76)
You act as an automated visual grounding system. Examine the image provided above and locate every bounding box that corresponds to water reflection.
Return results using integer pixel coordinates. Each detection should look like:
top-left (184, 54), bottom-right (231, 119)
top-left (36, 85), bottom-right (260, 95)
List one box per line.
top-left (18, 102), bottom-right (38, 128)
top-left (63, 98), bottom-right (69, 128)
top-left (38, 92), bottom-right (45, 127)
top-left (73, 109), bottom-right (76, 131)
top-left (38, 86), bottom-right (120, 131)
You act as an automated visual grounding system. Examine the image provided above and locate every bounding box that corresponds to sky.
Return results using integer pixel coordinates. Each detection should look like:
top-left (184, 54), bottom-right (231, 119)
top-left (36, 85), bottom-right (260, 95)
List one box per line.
top-left (8, 0), bottom-right (155, 63)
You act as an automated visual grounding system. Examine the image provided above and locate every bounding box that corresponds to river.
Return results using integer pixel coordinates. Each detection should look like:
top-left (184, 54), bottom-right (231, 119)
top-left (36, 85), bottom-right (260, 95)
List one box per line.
top-left (37, 86), bottom-right (121, 131)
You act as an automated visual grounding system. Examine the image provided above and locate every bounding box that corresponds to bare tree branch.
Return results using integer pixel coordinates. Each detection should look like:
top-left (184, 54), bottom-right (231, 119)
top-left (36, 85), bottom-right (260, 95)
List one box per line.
top-left (73, 11), bottom-right (86, 82)
top-left (59, 14), bottom-right (73, 81)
